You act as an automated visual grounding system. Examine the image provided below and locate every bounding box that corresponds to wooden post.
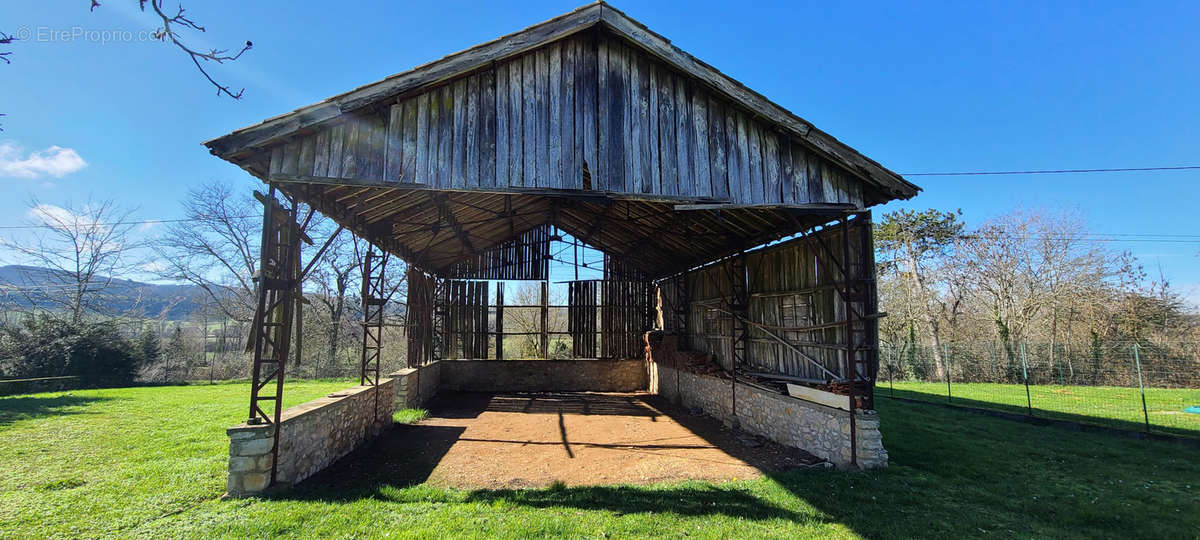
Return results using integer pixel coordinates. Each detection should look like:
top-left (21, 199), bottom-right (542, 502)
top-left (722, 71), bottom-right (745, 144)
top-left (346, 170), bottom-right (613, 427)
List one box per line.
top-left (495, 282), bottom-right (504, 360)
top-left (540, 281), bottom-right (550, 358)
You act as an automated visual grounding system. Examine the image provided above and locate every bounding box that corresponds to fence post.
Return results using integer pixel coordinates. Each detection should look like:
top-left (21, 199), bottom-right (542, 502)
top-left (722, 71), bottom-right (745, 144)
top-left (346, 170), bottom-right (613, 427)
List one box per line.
top-left (1132, 343), bottom-right (1150, 433)
top-left (1021, 342), bottom-right (1032, 417)
top-left (944, 344), bottom-right (952, 404)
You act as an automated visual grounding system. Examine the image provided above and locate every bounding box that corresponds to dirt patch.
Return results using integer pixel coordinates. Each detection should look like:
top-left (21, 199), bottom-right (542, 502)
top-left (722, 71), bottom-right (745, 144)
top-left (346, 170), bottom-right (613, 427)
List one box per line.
top-left (400, 391), bottom-right (821, 489)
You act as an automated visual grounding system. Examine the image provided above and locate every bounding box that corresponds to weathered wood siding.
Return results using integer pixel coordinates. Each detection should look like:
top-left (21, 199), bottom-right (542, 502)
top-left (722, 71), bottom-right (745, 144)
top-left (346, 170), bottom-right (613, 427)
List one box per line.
top-left (270, 32), bottom-right (863, 206)
top-left (675, 218), bottom-right (877, 381)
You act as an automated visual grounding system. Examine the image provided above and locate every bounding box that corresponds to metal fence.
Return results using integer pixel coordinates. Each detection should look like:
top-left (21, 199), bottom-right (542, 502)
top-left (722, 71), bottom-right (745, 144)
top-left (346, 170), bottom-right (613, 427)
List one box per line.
top-left (877, 341), bottom-right (1200, 438)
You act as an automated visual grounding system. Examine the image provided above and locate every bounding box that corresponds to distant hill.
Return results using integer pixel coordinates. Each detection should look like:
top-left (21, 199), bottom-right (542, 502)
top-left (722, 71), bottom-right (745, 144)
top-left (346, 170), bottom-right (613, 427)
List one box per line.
top-left (0, 265), bottom-right (202, 321)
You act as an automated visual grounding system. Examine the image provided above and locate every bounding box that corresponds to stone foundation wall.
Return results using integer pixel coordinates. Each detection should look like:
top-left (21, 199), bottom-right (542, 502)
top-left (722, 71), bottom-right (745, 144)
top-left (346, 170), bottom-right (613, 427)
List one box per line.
top-left (390, 361), bottom-right (443, 409)
top-left (225, 379), bottom-right (395, 496)
top-left (439, 359), bottom-right (647, 392)
top-left (649, 337), bottom-right (887, 468)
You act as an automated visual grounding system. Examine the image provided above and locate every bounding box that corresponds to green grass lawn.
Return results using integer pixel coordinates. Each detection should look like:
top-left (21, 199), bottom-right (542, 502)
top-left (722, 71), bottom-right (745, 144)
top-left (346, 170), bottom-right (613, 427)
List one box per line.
top-left (882, 381), bottom-right (1200, 437)
top-left (2, 382), bottom-right (1198, 538)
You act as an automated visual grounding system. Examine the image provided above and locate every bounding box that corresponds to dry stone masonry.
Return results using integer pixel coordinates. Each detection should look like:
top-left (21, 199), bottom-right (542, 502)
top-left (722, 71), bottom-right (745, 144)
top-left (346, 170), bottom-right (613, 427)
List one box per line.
top-left (648, 336), bottom-right (888, 468)
top-left (225, 379), bottom-right (395, 496)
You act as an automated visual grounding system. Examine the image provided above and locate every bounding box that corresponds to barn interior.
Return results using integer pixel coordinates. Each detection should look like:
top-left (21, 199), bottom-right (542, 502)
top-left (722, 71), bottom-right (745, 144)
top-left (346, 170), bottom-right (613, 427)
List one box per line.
top-left (208, 2), bottom-right (919, 495)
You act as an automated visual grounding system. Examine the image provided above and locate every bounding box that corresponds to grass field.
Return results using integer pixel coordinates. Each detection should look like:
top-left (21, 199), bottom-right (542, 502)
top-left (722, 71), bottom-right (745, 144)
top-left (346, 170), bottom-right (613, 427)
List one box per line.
top-left (1, 382), bottom-right (1197, 538)
top-left (882, 381), bottom-right (1200, 437)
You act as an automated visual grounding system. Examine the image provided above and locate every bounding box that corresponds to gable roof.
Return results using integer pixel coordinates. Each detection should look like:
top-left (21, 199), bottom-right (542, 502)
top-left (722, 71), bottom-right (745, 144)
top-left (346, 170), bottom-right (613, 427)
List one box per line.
top-left (204, 2), bottom-right (919, 201)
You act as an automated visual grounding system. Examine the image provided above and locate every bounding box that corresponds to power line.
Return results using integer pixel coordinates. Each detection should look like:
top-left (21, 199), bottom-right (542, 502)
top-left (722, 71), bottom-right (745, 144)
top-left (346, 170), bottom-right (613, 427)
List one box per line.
top-left (902, 166), bottom-right (1200, 177)
top-left (0, 216), bottom-right (256, 230)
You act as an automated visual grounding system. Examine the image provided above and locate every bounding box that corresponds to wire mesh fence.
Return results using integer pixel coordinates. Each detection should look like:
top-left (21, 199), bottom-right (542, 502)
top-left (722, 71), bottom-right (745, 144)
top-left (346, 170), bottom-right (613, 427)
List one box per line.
top-left (878, 341), bottom-right (1200, 438)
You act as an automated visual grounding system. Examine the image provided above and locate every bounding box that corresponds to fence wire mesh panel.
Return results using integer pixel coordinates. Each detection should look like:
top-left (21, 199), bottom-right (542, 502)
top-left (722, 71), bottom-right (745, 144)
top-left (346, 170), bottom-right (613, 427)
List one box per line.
top-left (878, 341), bottom-right (1200, 438)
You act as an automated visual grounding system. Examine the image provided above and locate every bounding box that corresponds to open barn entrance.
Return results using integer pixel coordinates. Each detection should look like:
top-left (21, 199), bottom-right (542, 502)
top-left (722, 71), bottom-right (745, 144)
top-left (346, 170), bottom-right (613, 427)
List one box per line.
top-left (386, 391), bottom-right (821, 489)
top-left (208, 3), bottom-right (917, 496)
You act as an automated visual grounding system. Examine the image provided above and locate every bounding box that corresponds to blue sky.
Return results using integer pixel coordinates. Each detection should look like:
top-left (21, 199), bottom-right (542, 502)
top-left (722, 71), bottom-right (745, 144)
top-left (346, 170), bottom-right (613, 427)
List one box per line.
top-left (1, 1), bottom-right (1197, 305)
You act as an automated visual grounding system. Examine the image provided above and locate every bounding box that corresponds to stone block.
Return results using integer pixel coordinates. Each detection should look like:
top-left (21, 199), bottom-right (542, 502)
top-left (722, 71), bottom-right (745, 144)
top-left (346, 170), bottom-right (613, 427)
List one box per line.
top-left (232, 437), bottom-right (273, 456)
top-left (228, 456), bottom-right (256, 472)
top-left (241, 473), bottom-right (270, 493)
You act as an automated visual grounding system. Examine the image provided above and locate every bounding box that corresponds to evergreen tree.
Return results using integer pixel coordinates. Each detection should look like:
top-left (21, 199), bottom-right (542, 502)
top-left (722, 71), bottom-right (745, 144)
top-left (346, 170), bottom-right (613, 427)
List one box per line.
top-left (136, 324), bottom-right (161, 369)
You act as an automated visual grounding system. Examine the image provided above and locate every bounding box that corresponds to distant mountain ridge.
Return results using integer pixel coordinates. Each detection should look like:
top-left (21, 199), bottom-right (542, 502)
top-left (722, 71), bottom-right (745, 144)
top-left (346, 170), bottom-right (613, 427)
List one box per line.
top-left (0, 265), bottom-right (202, 320)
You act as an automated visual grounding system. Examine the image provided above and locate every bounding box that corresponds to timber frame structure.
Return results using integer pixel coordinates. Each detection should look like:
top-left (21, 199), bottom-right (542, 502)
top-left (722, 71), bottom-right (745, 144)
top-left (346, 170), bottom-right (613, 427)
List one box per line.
top-left (209, 1), bottom-right (919, 484)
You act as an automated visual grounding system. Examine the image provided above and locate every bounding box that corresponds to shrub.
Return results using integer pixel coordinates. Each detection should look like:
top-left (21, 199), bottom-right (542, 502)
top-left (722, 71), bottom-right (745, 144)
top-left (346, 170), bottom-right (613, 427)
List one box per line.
top-left (0, 315), bottom-right (140, 387)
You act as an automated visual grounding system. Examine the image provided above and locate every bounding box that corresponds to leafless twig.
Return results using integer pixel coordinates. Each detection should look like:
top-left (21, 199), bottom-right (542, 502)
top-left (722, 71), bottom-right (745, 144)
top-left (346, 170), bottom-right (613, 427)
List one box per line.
top-left (140, 0), bottom-right (252, 99)
top-left (91, 1), bottom-right (251, 99)
top-left (0, 30), bottom-right (13, 65)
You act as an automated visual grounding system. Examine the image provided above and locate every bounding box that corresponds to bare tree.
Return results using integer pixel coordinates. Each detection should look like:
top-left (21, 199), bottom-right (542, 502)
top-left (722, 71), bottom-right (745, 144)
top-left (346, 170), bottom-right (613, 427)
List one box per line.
top-left (155, 182), bottom-right (260, 322)
top-left (0, 198), bottom-right (140, 324)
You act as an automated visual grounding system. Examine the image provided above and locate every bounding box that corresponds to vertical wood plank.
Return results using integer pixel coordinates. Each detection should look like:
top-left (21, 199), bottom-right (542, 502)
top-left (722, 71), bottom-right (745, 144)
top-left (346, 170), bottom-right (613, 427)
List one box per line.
top-left (763, 130), bottom-right (781, 203)
top-left (466, 73), bottom-right (480, 188)
top-left (657, 67), bottom-right (677, 196)
top-left (536, 47), bottom-right (551, 188)
top-left (562, 38), bottom-right (577, 190)
top-left (297, 134), bottom-right (315, 177)
top-left (312, 129), bottom-right (330, 178)
top-left (779, 136), bottom-right (795, 204)
top-left (508, 57), bottom-right (524, 187)
top-left (807, 151), bottom-right (825, 202)
top-left (635, 54), bottom-right (652, 193)
top-left (522, 53), bottom-right (537, 187)
top-left (607, 40), bottom-right (627, 193)
top-left (437, 85), bottom-right (453, 189)
top-left (452, 78), bottom-right (467, 188)
top-left (340, 120), bottom-right (358, 179)
top-left (821, 161), bottom-right (837, 203)
top-left (269, 145), bottom-right (283, 176)
top-left (480, 68), bottom-right (497, 189)
top-left (596, 38), bottom-right (610, 191)
top-left (415, 94), bottom-right (429, 184)
top-left (733, 111), bottom-right (750, 203)
top-left (580, 36), bottom-right (598, 184)
top-left (370, 112), bottom-right (387, 180)
top-left (327, 122), bottom-right (344, 178)
top-left (791, 144), bottom-right (810, 203)
top-left (647, 62), bottom-right (660, 195)
top-left (747, 120), bottom-right (764, 203)
top-left (708, 98), bottom-right (728, 199)
top-left (495, 63), bottom-right (510, 188)
top-left (674, 74), bottom-right (693, 197)
top-left (548, 42), bottom-right (563, 189)
top-left (401, 99), bottom-right (418, 183)
top-left (691, 89), bottom-right (711, 197)
top-left (385, 104), bottom-right (403, 181)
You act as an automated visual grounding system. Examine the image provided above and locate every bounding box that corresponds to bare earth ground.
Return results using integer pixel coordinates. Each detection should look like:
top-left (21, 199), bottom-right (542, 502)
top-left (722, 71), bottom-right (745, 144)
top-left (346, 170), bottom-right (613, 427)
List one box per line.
top-left (388, 391), bottom-right (821, 489)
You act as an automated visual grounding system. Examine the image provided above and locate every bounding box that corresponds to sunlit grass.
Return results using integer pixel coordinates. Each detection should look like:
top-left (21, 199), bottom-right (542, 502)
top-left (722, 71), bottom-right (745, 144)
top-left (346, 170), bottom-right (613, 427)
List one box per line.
top-left (1, 382), bottom-right (1196, 538)
top-left (882, 381), bottom-right (1200, 437)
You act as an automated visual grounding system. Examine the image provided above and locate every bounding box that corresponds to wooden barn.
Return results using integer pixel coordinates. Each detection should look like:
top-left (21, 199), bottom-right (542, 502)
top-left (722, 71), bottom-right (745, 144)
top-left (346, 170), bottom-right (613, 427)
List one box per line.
top-left (208, 2), bottom-right (919, 496)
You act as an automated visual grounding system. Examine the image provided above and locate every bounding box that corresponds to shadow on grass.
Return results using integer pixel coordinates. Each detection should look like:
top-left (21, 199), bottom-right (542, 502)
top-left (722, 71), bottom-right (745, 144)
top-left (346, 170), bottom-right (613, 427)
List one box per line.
top-left (0, 394), bottom-right (114, 427)
top-left (461, 482), bottom-right (807, 521)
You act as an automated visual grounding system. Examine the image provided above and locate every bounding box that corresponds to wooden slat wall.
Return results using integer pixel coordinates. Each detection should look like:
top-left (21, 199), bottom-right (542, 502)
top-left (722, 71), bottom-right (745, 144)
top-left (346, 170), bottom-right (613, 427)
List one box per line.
top-left (444, 224), bottom-right (551, 280)
top-left (405, 268), bottom-right (438, 368)
top-left (599, 280), bottom-right (655, 359)
top-left (568, 280), bottom-right (599, 358)
top-left (680, 217), bottom-right (876, 380)
top-left (445, 279), bottom-right (490, 359)
top-left (270, 32), bottom-right (867, 207)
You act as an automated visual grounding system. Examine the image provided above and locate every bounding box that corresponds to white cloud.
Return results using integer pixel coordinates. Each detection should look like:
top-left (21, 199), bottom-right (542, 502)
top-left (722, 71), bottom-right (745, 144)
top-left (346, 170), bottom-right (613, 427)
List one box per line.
top-left (140, 261), bottom-right (166, 273)
top-left (0, 141), bottom-right (88, 179)
top-left (27, 203), bottom-right (87, 227)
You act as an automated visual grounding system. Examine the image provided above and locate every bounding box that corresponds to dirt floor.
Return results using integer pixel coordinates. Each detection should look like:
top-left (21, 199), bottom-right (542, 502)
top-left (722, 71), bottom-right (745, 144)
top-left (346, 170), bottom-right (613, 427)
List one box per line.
top-left (389, 392), bottom-right (821, 489)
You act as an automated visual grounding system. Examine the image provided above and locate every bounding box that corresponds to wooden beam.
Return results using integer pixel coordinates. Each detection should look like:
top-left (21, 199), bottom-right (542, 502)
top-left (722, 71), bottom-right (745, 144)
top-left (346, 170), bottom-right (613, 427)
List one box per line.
top-left (432, 194), bottom-right (476, 256)
top-left (673, 202), bottom-right (858, 212)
